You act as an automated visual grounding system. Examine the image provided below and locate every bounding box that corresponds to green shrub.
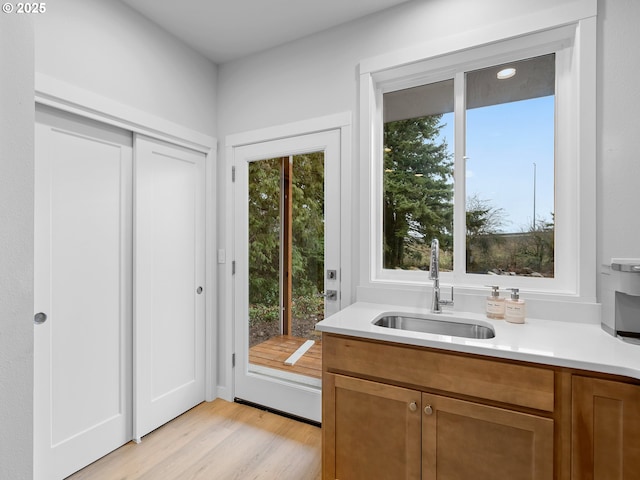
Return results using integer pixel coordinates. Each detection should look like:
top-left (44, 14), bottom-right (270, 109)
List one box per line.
top-left (249, 293), bottom-right (324, 328)
top-left (249, 303), bottom-right (279, 327)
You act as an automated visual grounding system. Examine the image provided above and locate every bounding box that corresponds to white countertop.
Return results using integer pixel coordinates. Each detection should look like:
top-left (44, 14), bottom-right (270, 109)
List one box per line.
top-left (315, 302), bottom-right (640, 380)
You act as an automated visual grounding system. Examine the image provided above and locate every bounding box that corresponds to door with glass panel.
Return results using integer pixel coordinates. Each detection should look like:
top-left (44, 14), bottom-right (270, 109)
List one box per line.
top-left (233, 129), bottom-right (341, 422)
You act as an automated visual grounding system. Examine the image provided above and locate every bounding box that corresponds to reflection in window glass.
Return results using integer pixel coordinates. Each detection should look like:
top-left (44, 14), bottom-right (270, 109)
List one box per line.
top-left (465, 54), bottom-right (555, 277)
top-left (382, 80), bottom-right (455, 272)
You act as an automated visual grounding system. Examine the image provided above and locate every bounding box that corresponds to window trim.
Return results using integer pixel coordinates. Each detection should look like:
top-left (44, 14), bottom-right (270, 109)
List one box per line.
top-left (359, 20), bottom-right (596, 301)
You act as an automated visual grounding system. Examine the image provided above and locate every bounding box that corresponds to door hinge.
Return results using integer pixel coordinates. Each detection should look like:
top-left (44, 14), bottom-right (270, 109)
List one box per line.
top-left (232, 260), bottom-right (236, 275)
top-left (232, 353), bottom-right (236, 367)
top-left (232, 166), bottom-right (236, 182)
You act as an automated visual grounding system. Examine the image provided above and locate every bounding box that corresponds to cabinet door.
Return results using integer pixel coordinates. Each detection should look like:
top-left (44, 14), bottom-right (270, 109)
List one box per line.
top-left (323, 373), bottom-right (422, 480)
top-left (572, 376), bottom-right (640, 479)
top-left (134, 135), bottom-right (206, 439)
top-left (34, 106), bottom-right (133, 480)
top-left (422, 393), bottom-right (554, 480)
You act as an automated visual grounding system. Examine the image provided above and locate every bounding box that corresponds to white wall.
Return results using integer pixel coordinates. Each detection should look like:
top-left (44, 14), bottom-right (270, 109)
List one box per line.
top-left (0, 0), bottom-right (217, 473)
top-left (216, 0), bottom-right (608, 392)
top-left (217, 0), bottom-right (588, 138)
top-left (0, 14), bottom-right (34, 480)
top-left (2, 0), bottom-right (635, 446)
top-left (35, 0), bottom-right (217, 136)
top-left (217, 0), bottom-right (640, 281)
top-left (597, 0), bottom-right (640, 265)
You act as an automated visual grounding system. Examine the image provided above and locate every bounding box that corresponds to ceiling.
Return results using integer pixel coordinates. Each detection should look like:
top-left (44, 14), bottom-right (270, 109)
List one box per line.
top-left (121, 0), bottom-right (412, 64)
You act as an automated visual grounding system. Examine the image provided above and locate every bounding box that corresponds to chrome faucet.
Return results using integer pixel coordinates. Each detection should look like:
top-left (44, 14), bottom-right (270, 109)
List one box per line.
top-left (428, 238), bottom-right (453, 313)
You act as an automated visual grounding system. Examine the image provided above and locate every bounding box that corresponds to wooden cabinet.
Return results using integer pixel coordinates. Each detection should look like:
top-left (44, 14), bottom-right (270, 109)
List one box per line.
top-left (422, 393), bottom-right (553, 479)
top-left (572, 376), bottom-right (640, 479)
top-left (322, 334), bottom-right (555, 480)
top-left (322, 333), bottom-right (640, 480)
top-left (323, 373), bottom-right (422, 479)
top-left (323, 333), bottom-right (555, 412)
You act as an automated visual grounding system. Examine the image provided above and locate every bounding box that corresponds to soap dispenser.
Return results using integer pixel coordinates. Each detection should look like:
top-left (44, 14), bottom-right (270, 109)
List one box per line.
top-left (486, 285), bottom-right (505, 319)
top-left (505, 288), bottom-right (526, 324)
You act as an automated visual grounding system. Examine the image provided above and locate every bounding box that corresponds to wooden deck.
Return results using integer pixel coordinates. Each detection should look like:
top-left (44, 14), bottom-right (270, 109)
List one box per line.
top-left (249, 334), bottom-right (322, 379)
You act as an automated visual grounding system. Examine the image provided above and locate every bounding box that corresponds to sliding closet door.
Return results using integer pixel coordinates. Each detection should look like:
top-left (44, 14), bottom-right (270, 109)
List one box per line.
top-left (34, 106), bottom-right (133, 480)
top-left (134, 135), bottom-right (206, 439)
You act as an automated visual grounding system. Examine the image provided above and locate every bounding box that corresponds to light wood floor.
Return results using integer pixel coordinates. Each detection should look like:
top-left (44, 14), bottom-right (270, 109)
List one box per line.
top-left (67, 399), bottom-right (322, 480)
top-left (249, 335), bottom-right (322, 379)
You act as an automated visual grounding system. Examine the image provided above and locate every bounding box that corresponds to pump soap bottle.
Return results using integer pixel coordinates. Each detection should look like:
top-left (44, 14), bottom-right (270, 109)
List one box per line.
top-left (505, 288), bottom-right (526, 324)
top-left (486, 286), bottom-right (505, 319)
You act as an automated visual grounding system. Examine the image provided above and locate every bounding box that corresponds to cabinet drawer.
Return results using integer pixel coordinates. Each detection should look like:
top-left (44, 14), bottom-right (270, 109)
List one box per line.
top-left (323, 334), bottom-right (555, 412)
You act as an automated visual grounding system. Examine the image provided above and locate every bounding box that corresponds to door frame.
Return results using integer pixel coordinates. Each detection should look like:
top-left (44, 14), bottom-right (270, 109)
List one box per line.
top-left (223, 113), bottom-right (352, 406)
top-left (35, 76), bottom-right (218, 402)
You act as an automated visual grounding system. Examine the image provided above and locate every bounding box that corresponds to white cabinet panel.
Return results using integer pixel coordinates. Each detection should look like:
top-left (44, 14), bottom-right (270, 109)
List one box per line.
top-left (134, 135), bottom-right (206, 439)
top-left (35, 108), bottom-right (207, 479)
top-left (34, 106), bottom-right (133, 480)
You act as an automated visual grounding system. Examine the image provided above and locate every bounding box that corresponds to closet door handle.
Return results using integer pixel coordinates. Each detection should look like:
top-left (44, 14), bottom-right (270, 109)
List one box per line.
top-left (196, 286), bottom-right (203, 294)
top-left (34, 312), bottom-right (48, 324)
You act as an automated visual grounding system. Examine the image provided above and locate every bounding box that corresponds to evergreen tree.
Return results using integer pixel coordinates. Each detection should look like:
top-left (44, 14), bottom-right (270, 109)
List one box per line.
top-left (291, 152), bottom-right (324, 297)
top-left (383, 116), bottom-right (453, 269)
top-left (248, 153), bottom-right (325, 305)
top-left (248, 158), bottom-right (281, 305)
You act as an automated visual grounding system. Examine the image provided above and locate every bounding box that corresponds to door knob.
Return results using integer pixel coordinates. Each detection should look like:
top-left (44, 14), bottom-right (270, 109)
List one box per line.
top-left (34, 312), bottom-right (48, 325)
top-left (318, 290), bottom-right (338, 301)
top-left (196, 286), bottom-right (203, 294)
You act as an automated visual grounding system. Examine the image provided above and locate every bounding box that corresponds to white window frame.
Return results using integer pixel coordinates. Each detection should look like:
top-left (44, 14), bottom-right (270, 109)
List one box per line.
top-left (359, 19), bottom-right (596, 302)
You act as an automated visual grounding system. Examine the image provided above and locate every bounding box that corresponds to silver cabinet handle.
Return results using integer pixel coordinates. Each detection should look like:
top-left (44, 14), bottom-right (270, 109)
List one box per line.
top-left (196, 286), bottom-right (203, 294)
top-left (34, 312), bottom-right (47, 325)
top-left (409, 401), bottom-right (417, 412)
top-left (424, 405), bottom-right (433, 415)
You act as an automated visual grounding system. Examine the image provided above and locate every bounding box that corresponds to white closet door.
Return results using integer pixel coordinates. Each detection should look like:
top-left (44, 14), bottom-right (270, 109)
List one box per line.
top-left (34, 106), bottom-right (133, 480)
top-left (134, 135), bottom-right (206, 439)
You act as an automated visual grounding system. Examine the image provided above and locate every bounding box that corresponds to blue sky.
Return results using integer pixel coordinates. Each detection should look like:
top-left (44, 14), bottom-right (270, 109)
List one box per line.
top-left (437, 96), bottom-right (555, 233)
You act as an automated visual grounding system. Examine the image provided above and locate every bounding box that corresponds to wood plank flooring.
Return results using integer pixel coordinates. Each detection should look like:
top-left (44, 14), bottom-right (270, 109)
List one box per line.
top-left (249, 335), bottom-right (322, 379)
top-left (67, 399), bottom-right (321, 480)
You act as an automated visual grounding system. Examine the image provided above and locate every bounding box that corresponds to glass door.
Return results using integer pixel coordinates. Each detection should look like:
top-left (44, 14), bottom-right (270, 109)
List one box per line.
top-left (233, 129), bottom-right (341, 422)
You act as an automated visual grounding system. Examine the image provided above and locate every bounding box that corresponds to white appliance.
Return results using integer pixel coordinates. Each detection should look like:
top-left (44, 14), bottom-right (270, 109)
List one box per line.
top-left (601, 258), bottom-right (640, 344)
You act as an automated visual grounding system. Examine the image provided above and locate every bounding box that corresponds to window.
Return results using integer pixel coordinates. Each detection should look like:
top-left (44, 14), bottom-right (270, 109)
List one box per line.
top-left (383, 54), bottom-right (556, 278)
top-left (465, 56), bottom-right (556, 279)
top-left (361, 23), bottom-right (596, 298)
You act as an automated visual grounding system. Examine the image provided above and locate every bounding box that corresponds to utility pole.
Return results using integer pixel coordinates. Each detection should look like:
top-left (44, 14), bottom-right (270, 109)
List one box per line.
top-left (532, 162), bottom-right (537, 229)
